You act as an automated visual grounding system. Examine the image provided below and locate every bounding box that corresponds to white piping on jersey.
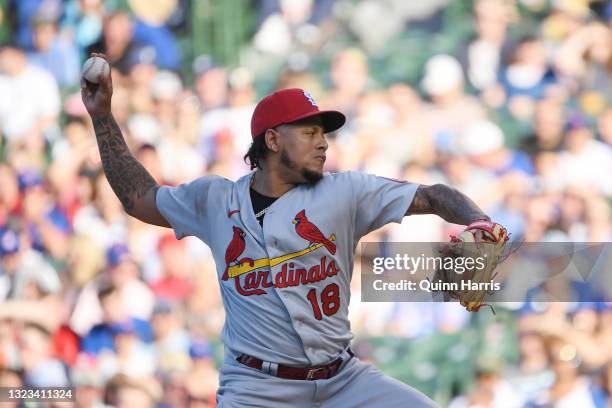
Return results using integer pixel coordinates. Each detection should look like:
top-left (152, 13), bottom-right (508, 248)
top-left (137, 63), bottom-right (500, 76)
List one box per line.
top-left (255, 206), bottom-right (270, 219)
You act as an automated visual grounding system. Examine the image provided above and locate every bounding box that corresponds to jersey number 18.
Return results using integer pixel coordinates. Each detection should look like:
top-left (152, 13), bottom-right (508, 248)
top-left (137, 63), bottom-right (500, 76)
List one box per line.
top-left (306, 283), bottom-right (340, 320)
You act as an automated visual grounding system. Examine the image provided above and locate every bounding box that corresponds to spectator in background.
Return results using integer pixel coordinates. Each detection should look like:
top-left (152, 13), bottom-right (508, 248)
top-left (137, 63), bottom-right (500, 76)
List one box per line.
top-left (127, 46), bottom-right (159, 119)
top-left (135, 144), bottom-right (165, 187)
top-left (0, 163), bottom-right (20, 226)
top-left (101, 322), bottom-right (156, 380)
top-left (61, 0), bottom-right (106, 53)
top-left (226, 67), bottom-right (257, 149)
top-left (421, 54), bottom-right (487, 146)
top-left (104, 374), bottom-right (159, 408)
top-left (520, 98), bottom-right (565, 157)
top-left (185, 340), bottom-right (218, 407)
top-left (150, 69), bottom-right (183, 134)
top-left (19, 323), bottom-right (70, 387)
top-left (152, 71), bottom-right (205, 184)
top-left (385, 84), bottom-right (435, 167)
top-left (195, 56), bottom-right (231, 167)
top-left (151, 234), bottom-right (192, 303)
top-left (150, 301), bottom-right (190, 374)
top-left (527, 339), bottom-right (600, 408)
top-left (449, 364), bottom-right (525, 408)
top-left (597, 107), bottom-right (612, 145)
top-left (87, 11), bottom-right (144, 76)
top-left (500, 36), bottom-right (558, 121)
top-left (461, 120), bottom-right (534, 177)
top-left (556, 23), bottom-right (612, 108)
top-left (0, 41), bottom-right (60, 147)
top-left (438, 152), bottom-right (501, 212)
top-left (539, 0), bottom-right (587, 43)
top-left (72, 172), bottom-right (128, 251)
top-left (48, 116), bottom-right (98, 222)
top-left (0, 227), bottom-right (68, 377)
top-left (116, 380), bottom-right (157, 408)
top-left (558, 116), bottom-right (612, 195)
top-left (19, 170), bottom-right (71, 260)
top-left (28, 11), bottom-right (80, 87)
top-left (524, 303), bottom-right (612, 369)
top-left (583, 196), bottom-right (611, 241)
top-left (507, 332), bottom-right (553, 402)
top-left (0, 225), bottom-right (60, 302)
top-left (0, 369), bottom-right (23, 408)
top-left (532, 150), bottom-right (565, 194)
top-left (597, 362), bottom-right (612, 407)
top-left (102, 243), bottom-right (155, 320)
top-left (72, 362), bottom-right (109, 408)
top-left (8, 0), bottom-right (63, 50)
top-left (0, 228), bottom-right (20, 300)
top-left (253, 0), bottom-right (334, 56)
top-left (202, 67), bottom-right (256, 179)
top-left (81, 282), bottom-right (152, 356)
top-left (71, 243), bottom-right (154, 336)
top-left (558, 189), bottom-right (588, 239)
top-left (159, 370), bottom-right (189, 408)
top-left (461, 0), bottom-right (515, 92)
top-left (501, 36), bottom-right (558, 100)
top-left (321, 48), bottom-right (369, 118)
top-left (256, 0), bottom-right (334, 28)
top-left (193, 55), bottom-right (228, 112)
top-left (127, 0), bottom-right (182, 71)
top-left (128, 114), bottom-right (161, 148)
top-left (347, 91), bottom-right (398, 173)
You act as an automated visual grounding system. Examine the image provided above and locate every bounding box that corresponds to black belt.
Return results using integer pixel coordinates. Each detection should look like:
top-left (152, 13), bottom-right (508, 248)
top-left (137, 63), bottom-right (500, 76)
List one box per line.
top-left (236, 348), bottom-right (355, 381)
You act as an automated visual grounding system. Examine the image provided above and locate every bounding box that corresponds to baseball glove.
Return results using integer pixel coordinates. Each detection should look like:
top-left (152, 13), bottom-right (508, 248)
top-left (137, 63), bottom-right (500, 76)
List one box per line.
top-left (434, 218), bottom-right (509, 313)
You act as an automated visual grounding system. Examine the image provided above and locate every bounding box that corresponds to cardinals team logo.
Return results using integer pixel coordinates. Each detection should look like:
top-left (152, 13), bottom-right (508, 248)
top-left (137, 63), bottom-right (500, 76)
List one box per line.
top-left (292, 210), bottom-right (336, 255)
top-left (222, 226), bottom-right (254, 281)
top-left (221, 214), bottom-right (338, 297)
top-left (302, 90), bottom-right (318, 107)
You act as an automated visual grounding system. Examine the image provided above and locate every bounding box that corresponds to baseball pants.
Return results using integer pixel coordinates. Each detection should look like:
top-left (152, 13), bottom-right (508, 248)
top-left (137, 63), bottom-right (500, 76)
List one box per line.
top-left (216, 349), bottom-right (438, 407)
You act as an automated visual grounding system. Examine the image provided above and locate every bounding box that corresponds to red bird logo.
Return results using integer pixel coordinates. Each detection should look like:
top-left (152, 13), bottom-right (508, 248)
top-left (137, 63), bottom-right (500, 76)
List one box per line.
top-left (292, 210), bottom-right (336, 255)
top-left (222, 226), bottom-right (253, 280)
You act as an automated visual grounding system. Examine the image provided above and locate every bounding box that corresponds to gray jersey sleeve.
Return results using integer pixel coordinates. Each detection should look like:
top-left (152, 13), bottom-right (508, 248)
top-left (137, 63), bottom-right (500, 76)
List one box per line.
top-left (155, 175), bottom-right (231, 242)
top-left (345, 171), bottom-right (419, 240)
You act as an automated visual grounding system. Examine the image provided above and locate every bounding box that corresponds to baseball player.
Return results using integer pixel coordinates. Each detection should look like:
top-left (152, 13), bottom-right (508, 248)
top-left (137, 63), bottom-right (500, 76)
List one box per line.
top-left (81, 55), bottom-right (502, 407)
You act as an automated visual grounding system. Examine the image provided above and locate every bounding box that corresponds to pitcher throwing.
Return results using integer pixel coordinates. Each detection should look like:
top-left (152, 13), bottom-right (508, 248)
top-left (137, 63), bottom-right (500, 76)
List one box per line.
top-left (82, 53), bottom-right (507, 407)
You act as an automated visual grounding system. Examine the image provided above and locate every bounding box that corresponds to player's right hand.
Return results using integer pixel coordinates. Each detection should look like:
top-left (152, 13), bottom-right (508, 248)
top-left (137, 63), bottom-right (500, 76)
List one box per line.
top-left (81, 53), bottom-right (113, 119)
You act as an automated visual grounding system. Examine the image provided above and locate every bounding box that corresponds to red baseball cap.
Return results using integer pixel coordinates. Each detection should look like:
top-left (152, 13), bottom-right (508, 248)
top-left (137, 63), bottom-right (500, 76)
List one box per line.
top-left (250, 88), bottom-right (345, 139)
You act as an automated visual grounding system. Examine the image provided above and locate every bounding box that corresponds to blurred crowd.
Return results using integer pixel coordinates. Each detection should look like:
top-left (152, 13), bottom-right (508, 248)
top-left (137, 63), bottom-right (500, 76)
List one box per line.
top-left (0, 0), bottom-right (611, 407)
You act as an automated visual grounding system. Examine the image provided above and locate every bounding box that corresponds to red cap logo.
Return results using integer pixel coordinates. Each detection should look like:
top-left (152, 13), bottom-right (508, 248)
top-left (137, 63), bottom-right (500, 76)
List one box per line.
top-left (250, 88), bottom-right (345, 139)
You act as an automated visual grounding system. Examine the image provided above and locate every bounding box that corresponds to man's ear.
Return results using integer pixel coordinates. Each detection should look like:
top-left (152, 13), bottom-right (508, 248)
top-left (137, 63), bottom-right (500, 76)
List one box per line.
top-left (265, 128), bottom-right (281, 153)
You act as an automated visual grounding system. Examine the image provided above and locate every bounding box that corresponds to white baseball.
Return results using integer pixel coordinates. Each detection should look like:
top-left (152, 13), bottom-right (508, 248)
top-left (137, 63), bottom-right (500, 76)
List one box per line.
top-left (82, 56), bottom-right (110, 84)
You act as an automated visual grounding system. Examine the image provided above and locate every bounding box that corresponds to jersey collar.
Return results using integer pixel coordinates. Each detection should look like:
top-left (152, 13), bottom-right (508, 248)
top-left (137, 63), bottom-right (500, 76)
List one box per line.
top-left (235, 172), bottom-right (266, 247)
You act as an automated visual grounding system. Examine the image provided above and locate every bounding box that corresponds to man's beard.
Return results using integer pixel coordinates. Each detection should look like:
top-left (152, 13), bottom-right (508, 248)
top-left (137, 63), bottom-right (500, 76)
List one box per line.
top-left (280, 149), bottom-right (323, 185)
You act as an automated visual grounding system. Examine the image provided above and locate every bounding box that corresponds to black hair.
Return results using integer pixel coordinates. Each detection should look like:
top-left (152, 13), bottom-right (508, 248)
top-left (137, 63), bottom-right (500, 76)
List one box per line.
top-left (24, 322), bottom-right (52, 338)
top-left (243, 134), bottom-right (271, 170)
top-left (97, 281), bottom-right (118, 301)
top-left (64, 115), bottom-right (89, 127)
top-left (0, 37), bottom-right (22, 51)
top-left (136, 143), bottom-right (157, 154)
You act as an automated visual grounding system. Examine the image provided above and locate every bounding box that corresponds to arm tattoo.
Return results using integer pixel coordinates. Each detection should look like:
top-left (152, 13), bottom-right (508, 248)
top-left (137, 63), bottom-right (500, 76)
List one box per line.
top-left (407, 184), bottom-right (488, 225)
top-left (92, 114), bottom-right (157, 212)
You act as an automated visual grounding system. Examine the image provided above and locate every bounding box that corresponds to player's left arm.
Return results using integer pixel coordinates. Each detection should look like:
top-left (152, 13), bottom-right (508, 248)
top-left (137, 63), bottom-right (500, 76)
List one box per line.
top-left (406, 184), bottom-right (489, 225)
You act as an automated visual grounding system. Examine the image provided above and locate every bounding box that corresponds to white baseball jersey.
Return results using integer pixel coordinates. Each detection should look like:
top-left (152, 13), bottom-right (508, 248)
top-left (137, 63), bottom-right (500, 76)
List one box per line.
top-left (156, 171), bottom-right (418, 366)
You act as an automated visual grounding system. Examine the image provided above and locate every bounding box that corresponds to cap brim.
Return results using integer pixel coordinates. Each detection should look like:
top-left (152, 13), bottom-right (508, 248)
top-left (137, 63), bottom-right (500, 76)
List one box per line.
top-left (287, 110), bottom-right (346, 134)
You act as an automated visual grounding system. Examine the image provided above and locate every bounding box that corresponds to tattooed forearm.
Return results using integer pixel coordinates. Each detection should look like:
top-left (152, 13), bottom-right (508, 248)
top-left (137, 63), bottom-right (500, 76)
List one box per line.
top-left (406, 184), bottom-right (488, 225)
top-left (92, 114), bottom-right (158, 213)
